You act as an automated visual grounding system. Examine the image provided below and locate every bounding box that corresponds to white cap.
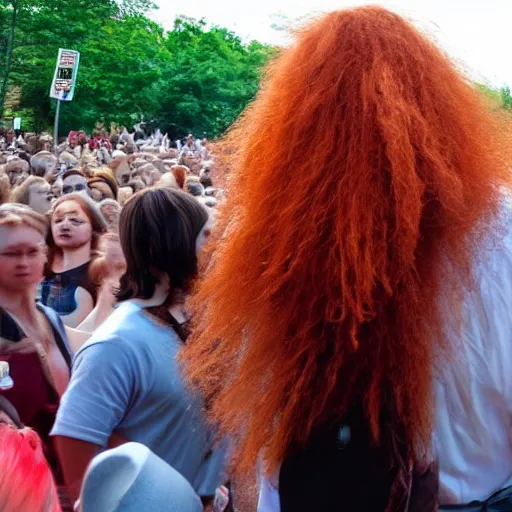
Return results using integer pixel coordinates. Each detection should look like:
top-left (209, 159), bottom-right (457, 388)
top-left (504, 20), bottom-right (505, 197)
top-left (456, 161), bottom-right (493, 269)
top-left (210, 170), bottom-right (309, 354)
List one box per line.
top-left (80, 443), bottom-right (203, 512)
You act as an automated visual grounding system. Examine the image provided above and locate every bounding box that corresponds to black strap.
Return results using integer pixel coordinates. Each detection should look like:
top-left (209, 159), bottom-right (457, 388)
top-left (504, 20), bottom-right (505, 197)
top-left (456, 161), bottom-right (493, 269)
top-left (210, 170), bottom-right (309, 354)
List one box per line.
top-left (0, 308), bottom-right (25, 342)
top-left (167, 314), bottom-right (190, 343)
top-left (145, 305), bottom-right (190, 343)
top-left (441, 485), bottom-right (512, 511)
top-left (36, 303), bottom-right (73, 370)
top-left (0, 396), bottom-right (23, 428)
top-left (0, 305), bottom-right (72, 372)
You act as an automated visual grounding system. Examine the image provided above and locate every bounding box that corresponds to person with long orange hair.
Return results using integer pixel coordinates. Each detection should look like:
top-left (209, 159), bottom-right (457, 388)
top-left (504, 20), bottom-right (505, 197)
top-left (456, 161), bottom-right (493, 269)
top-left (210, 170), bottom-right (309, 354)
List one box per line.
top-left (181, 6), bottom-right (512, 512)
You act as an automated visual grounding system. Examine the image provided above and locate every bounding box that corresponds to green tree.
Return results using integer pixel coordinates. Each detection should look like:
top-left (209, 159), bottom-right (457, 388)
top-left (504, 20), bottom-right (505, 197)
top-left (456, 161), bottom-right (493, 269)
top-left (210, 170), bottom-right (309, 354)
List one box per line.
top-left (57, 14), bottom-right (168, 134)
top-left (501, 86), bottom-right (512, 110)
top-left (117, 0), bottom-right (156, 17)
top-left (0, 0), bottom-right (20, 118)
top-left (156, 17), bottom-right (275, 137)
top-left (1, 0), bottom-right (121, 123)
top-left (476, 84), bottom-right (512, 111)
top-left (2, 3), bottom-right (274, 138)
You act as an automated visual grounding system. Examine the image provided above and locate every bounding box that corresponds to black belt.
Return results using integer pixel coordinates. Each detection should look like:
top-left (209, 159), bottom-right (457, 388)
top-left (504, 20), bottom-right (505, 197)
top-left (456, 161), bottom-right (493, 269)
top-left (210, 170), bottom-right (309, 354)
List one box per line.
top-left (441, 485), bottom-right (512, 511)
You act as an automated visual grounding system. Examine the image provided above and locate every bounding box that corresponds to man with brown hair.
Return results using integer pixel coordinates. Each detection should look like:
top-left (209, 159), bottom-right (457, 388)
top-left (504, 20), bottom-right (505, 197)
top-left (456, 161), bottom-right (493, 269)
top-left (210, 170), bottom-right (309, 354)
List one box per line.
top-left (62, 169), bottom-right (90, 198)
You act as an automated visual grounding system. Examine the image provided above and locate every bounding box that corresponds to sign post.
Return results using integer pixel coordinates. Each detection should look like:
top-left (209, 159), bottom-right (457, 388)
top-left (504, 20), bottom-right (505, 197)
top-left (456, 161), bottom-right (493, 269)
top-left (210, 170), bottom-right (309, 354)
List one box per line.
top-left (53, 100), bottom-right (61, 154)
top-left (50, 49), bottom-right (80, 154)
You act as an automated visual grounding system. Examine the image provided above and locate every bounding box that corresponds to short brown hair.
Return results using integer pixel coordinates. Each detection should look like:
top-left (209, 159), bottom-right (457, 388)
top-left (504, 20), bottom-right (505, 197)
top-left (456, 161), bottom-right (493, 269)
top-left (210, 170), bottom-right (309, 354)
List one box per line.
top-left (117, 188), bottom-right (208, 301)
top-left (88, 169), bottom-right (118, 199)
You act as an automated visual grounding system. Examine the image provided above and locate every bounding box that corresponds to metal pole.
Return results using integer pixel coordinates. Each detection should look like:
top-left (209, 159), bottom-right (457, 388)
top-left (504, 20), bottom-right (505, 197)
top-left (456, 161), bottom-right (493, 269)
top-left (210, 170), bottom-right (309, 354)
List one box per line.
top-left (53, 99), bottom-right (61, 154)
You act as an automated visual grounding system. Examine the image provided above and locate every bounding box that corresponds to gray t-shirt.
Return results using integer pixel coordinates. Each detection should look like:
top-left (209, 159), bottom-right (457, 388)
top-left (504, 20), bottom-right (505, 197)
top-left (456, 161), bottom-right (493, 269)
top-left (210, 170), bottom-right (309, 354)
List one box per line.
top-left (51, 301), bottom-right (226, 496)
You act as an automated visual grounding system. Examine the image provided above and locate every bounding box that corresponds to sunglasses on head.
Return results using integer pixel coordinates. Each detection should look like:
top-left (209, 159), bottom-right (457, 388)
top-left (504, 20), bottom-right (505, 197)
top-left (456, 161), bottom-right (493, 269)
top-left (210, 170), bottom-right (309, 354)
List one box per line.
top-left (62, 183), bottom-right (86, 195)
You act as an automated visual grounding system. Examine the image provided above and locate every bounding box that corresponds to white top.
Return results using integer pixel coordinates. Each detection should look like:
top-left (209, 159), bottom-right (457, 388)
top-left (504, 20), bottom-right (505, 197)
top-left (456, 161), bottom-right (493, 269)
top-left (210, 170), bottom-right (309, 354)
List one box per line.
top-left (258, 217), bottom-right (512, 511)
top-left (258, 476), bottom-right (280, 512)
top-left (435, 222), bottom-right (512, 504)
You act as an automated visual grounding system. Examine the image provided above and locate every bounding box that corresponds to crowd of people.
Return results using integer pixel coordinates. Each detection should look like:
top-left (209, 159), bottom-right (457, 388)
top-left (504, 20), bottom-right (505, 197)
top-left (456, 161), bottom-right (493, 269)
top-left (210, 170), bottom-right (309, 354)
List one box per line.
top-left (1, 4), bottom-right (512, 512)
top-left (0, 126), bottom-right (228, 510)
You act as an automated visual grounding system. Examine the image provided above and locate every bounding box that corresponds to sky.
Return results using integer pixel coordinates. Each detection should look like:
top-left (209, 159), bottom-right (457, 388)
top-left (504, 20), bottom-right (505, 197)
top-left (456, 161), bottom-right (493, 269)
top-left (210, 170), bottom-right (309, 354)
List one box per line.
top-left (152, 0), bottom-right (512, 88)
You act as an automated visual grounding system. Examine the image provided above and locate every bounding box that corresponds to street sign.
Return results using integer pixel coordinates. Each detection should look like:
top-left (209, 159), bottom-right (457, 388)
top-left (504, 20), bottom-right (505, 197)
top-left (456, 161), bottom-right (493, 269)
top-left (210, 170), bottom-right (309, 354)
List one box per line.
top-left (50, 49), bottom-right (80, 102)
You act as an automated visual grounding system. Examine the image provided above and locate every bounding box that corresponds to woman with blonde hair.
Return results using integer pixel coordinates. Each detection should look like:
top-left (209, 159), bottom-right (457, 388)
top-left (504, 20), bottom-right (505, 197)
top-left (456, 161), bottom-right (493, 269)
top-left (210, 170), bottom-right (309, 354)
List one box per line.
top-left (0, 204), bottom-right (88, 509)
top-left (180, 6), bottom-right (512, 511)
top-left (41, 194), bottom-right (107, 327)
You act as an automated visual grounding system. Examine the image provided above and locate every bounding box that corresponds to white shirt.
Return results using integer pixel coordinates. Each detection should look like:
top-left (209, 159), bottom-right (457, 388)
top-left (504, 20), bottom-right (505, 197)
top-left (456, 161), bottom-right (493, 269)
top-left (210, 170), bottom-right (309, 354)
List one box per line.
top-left (436, 222), bottom-right (512, 504)
top-left (258, 475), bottom-right (280, 512)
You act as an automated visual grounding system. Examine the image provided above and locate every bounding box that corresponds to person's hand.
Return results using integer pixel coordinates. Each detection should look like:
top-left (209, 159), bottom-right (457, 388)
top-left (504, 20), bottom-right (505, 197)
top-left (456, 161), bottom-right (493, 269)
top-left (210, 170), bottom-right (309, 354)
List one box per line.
top-left (204, 486), bottom-right (229, 512)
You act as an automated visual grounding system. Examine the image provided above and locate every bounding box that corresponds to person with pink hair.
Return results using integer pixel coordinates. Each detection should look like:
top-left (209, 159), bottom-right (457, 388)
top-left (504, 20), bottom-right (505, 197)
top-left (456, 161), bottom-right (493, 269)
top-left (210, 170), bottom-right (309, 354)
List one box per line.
top-left (0, 424), bottom-right (61, 511)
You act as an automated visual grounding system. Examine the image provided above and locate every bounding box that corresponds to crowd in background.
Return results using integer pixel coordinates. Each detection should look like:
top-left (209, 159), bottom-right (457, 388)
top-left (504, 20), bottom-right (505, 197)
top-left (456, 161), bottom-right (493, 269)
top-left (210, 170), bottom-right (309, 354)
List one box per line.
top-left (0, 124), bottom-right (230, 511)
top-left (0, 123), bottom-right (220, 211)
top-left (0, 124), bottom-right (222, 325)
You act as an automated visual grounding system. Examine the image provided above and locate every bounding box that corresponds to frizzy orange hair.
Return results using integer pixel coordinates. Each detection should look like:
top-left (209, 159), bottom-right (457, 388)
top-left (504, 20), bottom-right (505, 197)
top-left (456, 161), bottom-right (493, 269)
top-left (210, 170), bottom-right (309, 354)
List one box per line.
top-left (181, 6), bottom-right (512, 474)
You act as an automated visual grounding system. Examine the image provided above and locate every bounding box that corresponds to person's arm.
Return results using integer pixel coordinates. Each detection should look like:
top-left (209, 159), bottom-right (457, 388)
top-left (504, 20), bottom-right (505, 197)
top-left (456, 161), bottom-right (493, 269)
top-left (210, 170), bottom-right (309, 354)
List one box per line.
top-left (64, 325), bottom-right (90, 353)
top-left (51, 341), bottom-right (134, 501)
top-left (75, 307), bottom-right (102, 335)
top-left (76, 279), bottom-right (118, 334)
top-left (60, 287), bottom-right (94, 328)
top-left (55, 437), bottom-right (102, 501)
top-left (76, 304), bottom-right (115, 335)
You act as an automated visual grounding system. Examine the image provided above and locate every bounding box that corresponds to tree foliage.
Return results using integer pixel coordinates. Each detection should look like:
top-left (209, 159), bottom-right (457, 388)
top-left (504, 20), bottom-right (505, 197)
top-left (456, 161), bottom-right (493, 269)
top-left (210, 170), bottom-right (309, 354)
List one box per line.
top-left (476, 83), bottom-right (512, 111)
top-left (156, 17), bottom-right (273, 137)
top-left (501, 86), bottom-right (512, 110)
top-left (0, 0), bottom-right (274, 137)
